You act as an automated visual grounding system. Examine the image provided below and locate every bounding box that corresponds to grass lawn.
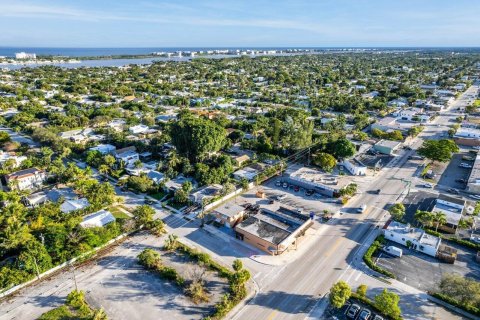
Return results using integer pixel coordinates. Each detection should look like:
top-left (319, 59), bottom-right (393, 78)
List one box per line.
top-left (149, 191), bottom-right (167, 200)
top-left (108, 206), bottom-right (132, 219)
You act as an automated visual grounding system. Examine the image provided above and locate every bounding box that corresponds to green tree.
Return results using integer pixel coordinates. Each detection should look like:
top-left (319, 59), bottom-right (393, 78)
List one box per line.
top-left (174, 189), bottom-right (189, 204)
top-left (356, 284), bottom-right (368, 298)
top-left (388, 203), bottom-right (406, 222)
top-left (417, 139), bottom-right (459, 163)
top-left (331, 138), bottom-right (356, 159)
top-left (329, 281), bottom-right (352, 308)
top-left (170, 115), bottom-right (226, 163)
top-left (312, 152), bottom-right (337, 172)
top-left (439, 273), bottom-right (480, 307)
top-left (374, 289), bottom-right (402, 319)
top-left (132, 205), bottom-right (155, 228)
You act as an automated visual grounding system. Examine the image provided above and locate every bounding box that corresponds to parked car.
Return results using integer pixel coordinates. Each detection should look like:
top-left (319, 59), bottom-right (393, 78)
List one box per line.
top-left (144, 198), bottom-right (155, 205)
top-left (357, 204), bottom-right (367, 213)
top-left (374, 189), bottom-right (381, 194)
top-left (462, 156), bottom-right (475, 161)
top-left (469, 194), bottom-right (480, 200)
top-left (268, 199), bottom-right (275, 204)
top-left (470, 236), bottom-right (480, 244)
top-left (346, 304), bottom-right (361, 319)
top-left (358, 309), bottom-right (372, 320)
top-left (459, 163), bottom-right (473, 168)
top-left (282, 182), bottom-right (288, 188)
top-left (448, 188), bottom-right (460, 195)
top-left (305, 189), bottom-right (314, 196)
top-left (373, 315), bottom-right (384, 320)
top-left (276, 194), bottom-right (287, 200)
top-left (423, 183), bottom-right (433, 188)
top-left (275, 181), bottom-right (282, 187)
top-left (294, 185), bottom-right (300, 192)
top-left (455, 178), bottom-right (467, 183)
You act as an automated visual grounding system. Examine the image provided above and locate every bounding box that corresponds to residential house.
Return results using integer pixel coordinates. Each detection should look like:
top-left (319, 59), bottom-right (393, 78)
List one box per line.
top-left (114, 146), bottom-right (139, 167)
top-left (61, 198), bottom-right (90, 214)
top-left (89, 144), bottom-right (116, 155)
top-left (0, 151), bottom-right (27, 168)
top-left (189, 184), bottom-right (223, 204)
top-left (373, 140), bottom-right (402, 155)
top-left (431, 195), bottom-right (466, 233)
top-left (80, 209), bottom-right (116, 228)
top-left (5, 168), bottom-right (46, 191)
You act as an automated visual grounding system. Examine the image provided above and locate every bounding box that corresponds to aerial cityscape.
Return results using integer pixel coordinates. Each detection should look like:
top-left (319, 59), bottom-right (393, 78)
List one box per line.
top-left (0, 1), bottom-right (480, 320)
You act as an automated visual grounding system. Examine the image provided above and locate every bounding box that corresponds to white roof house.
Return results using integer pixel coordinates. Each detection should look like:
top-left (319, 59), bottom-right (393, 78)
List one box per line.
top-left (233, 167), bottom-right (259, 181)
top-left (129, 125), bottom-right (150, 135)
top-left (89, 144), bottom-right (116, 155)
top-left (80, 209), bottom-right (115, 228)
top-left (61, 198), bottom-right (90, 214)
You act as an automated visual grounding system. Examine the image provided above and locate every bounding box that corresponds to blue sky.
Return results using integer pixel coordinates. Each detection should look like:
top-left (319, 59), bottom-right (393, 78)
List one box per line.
top-left (1, 0), bottom-right (479, 47)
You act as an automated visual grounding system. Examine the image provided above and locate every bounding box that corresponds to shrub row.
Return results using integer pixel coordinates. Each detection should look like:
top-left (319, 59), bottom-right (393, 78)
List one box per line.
top-left (363, 235), bottom-right (396, 279)
top-left (424, 229), bottom-right (480, 251)
top-left (429, 292), bottom-right (480, 317)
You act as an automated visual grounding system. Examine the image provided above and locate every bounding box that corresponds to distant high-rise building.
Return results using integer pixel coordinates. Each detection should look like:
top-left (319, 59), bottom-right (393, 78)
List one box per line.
top-left (15, 52), bottom-right (36, 59)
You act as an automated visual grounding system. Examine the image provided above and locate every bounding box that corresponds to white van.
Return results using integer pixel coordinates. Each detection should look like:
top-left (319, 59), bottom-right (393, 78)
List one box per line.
top-left (357, 204), bottom-right (367, 213)
top-left (383, 246), bottom-right (403, 257)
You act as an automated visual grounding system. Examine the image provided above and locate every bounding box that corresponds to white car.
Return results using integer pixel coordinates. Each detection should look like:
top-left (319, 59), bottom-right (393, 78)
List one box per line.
top-left (469, 194), bottom-right (480, 200)
top-left (423, 183), bottom-right (433, 188)
top-left (460, 163), bottom-right (473, 168)
top-left (473, 146), bottom-right (480, 150)
top-left (470, 236), bottom-right (480, 244)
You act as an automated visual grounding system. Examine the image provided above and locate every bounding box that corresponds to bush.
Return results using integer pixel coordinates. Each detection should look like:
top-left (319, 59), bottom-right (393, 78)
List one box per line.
top-left (430, 292), bottom-right (480, 317)
top-left (363, 236), bottom-right (396, 279)
top-left (350, 292), bottom-right (403, 320)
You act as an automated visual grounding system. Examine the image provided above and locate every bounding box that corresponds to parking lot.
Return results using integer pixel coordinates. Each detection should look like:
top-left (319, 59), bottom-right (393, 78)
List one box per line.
top-left (259, 175), bottom-right (343, 216)
top-left (438, 152), bottom-right (475, 190)
top-left (375, 239), bottom-right (480, 292)
top-left (402, 190), bottom-right (438, 224)
top-left (325, 298), bottom-right (385, 320)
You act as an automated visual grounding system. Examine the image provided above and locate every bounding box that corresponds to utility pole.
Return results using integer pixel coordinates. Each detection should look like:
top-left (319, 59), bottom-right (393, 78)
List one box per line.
top-left (32, 257), bottom-right (40, 280)
top-left (70, 262), bottom-right (78, 291)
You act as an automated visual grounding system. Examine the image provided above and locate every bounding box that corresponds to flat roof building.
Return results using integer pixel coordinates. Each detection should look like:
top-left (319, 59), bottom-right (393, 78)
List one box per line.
top-left (467, 155), bottom-right (480, 195)
top-left (383, 220), bottom-right (441, 257)
top-left (234, 207), bottom-right (312, 255)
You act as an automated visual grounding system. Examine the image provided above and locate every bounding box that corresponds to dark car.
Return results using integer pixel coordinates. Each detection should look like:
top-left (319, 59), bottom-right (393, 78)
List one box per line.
top-left (305, 189), bottom-right (314, 196)
top-left (294, 186), bottom-right (300, 192)
top-left (144, 199), bottom-right (155, 205)
top-left (375, 189), bottom-right (381, 194)
top-left (448, 188), bottom-right (460, 194)
top-left (346, 304), bottom-right (361, 319)
top-left (456, 178), bottom-right (467, 183)
top-left (358, 309), bottom-right (372, 320)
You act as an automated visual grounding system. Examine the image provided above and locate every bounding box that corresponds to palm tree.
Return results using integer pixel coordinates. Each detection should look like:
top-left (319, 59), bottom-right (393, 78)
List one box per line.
top-left (432, 211), bottom-right (447, 232)
top-left (414, 210), bottom-right (433, 228)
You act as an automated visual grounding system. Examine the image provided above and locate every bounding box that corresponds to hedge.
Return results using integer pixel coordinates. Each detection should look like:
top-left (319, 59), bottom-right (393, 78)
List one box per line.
top-left (424, 229), bottom-right (480, 251)
top-left (429, 292), bottom-right (480, 317)
top-left (363, 235), bottom-right (396, 279)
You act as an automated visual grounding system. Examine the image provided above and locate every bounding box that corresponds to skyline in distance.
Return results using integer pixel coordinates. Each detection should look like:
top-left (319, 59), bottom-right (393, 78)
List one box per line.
top-left (0, 0), bottom-right (479, 48)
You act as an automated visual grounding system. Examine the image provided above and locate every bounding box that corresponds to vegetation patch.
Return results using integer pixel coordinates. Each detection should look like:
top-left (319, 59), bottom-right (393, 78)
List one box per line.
top-left (38, 290), bottom-right (107, 320)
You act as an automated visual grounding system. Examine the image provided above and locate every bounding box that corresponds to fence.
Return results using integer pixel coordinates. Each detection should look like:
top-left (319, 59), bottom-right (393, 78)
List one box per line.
top-left (0, 233), bottom-right (128, 299)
